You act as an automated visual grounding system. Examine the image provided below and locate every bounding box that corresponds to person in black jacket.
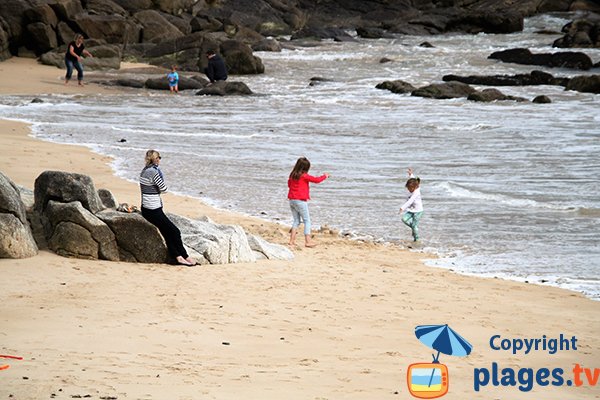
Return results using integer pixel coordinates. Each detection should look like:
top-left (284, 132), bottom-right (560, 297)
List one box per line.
top-left (64, 34), bottom-right (93, 86)
top-left (204, 50), bottom-right (228, 83)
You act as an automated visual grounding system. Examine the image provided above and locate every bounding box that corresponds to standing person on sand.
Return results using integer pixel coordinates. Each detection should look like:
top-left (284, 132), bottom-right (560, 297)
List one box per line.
top-left (64, 34), bottom-right (93, 86)
top-left (399, 168), bottom-right (423, 242)
top-left (167, 65), bottom-right (179, 94)
top-left (204, 49), bottom-right (228, 84)
top-left (139, 150), bottom-right (196, 266)
top-left (287, 157), bottom-right (329, 248)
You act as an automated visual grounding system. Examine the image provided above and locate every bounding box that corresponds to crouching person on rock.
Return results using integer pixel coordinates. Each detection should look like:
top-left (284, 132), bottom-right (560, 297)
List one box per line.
top-left (139, 149), bottom-right (196, 266)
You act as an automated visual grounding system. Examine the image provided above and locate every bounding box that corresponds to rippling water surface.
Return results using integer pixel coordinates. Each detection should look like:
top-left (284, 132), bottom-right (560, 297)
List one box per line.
top-left (1, 14), bottom-right (599, 298)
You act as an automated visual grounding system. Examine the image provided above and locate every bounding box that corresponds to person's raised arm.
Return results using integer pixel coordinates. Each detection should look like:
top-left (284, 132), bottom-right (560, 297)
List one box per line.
top-left (304, 173), bottom-right (330, 183)
top-left (83, 49), bottom-right (93, 58)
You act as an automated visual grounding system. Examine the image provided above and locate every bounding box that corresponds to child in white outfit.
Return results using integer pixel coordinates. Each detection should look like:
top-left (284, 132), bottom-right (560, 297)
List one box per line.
top-left (399, 168), bottom-right (423, 241)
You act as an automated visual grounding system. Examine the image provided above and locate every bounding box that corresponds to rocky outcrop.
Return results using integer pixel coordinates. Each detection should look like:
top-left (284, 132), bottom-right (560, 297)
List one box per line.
top-left (46, 200), bottom-right (120, 260)
top-left (442, 71), bottom-right (570, 87)
top-left (488, 48), bottom-right (594, 70)
top-left (375, 80), bottom-right (416, 94)
top-left (411, 81), bottom-right (477, 99)
top-left (565, 74), bottom-right (600, 93)
top-left (467, 88), bottom-right (527, 102)
top-left (196, 81), bottom-right (253, 96)
top-left (553, 14), bottom-right (600, 48)
top-left (0, 171), bottom-right (38, 258)
top-left (34, 171), bottom-right (104, 215)
top-left (377, 79), bottom-right (530, 102)
top-left (247, 234), bottom-right (294, 261)
top-left (96, 210), bottom-right (169, 263)
top-left (1, 170), bottom-right (292, 264)
top-left (2, 0), bottom-right (592, 64)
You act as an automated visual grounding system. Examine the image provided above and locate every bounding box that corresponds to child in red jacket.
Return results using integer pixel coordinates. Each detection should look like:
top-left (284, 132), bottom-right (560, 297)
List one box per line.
top-left (287, 157), bottom-right (329, 248)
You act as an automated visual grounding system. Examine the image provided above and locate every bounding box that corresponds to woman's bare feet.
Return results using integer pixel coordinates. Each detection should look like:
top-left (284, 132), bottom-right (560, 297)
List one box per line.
top-left (185, 256), bottom-right (197, 266)
top-left (176, 256), bottom-right (196, 266)
top-left (305, 242), bottom-right (317, 248)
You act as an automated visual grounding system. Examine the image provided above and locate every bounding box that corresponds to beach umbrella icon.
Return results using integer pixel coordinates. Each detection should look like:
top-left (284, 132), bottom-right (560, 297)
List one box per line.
top-left (415, 324), bottom-right (473, 362)
top-left (414, 324), bottom-right (473, 389)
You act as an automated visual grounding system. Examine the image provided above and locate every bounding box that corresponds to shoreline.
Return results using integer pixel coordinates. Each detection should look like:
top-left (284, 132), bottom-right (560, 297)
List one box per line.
top-left (1, 58), bottom-right (599, 399)
top-left (14, 113), bottom-right (597, 301)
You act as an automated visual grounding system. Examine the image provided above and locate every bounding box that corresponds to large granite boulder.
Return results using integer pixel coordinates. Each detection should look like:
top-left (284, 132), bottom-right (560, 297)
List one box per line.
top-left (74, 14), bottom-right (140, 45)
top-left (25, 22), bottom-right (58, 54)
top-left (220, 40), bottom-right (265, 75)
top-left (134, 10), bottom-right (184, 44)
top-left (34, 171), bottom-right (104, 214)
top-left (247, 234), bottom-right (294, 261)
top-left (169, 214), bottom-right (255, 264)
top-left (0, 171), bottom-right (38, 258)
top-left (96, 210), bottom-right (169, 263)
top-left (488, 48), bottom-right (594, 70)
top-left (411, 81), bottom-right (477, 99)
top-left (45, 200), bottom-right (120, 260)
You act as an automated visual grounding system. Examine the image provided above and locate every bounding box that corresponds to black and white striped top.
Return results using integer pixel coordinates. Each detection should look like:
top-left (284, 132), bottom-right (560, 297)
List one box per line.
top-left (140, 165), bottom-right (167, 209)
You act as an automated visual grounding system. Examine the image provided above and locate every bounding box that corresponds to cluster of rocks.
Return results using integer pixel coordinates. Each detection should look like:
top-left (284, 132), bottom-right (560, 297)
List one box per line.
top-left (107, 75), bottom-right (253, 96)
top-left (376, 79), bottom-right (547, 103)
top-left (1, 0), bottom-right (599, 67)
top-left (443, 71), bottom-right (600, 94)
top-left (489, 48), bottom-right (599, 70)
top-left (553, 13), bottom-right (600, 48)
top-left (0, 170), bottom-right (293, 264)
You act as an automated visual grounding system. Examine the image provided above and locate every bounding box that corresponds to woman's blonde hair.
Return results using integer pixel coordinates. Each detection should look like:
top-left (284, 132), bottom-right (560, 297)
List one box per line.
top-left (145, 149), bottom-right (161, 166)
top-left (74, 34), bottom-right (84, 41)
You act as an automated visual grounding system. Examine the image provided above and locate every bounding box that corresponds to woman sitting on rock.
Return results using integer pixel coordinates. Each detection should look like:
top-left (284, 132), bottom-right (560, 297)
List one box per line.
top-left (139, 150), bottom-right (196, 266)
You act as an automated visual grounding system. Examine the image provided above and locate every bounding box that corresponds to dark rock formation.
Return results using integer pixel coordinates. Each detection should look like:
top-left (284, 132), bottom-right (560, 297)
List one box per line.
top-left (98, 188), bottom-right (117, 209)
top-left (443, 71), bottom-right (570, 87)
top-left (45, 200), bottom-right (120, 260)
top-left (0, 171), bottom-right (38, 258)
top-left (34, 171), bottom-right (103, 215)
top-left (196, 81), bottom-right (253, 96)
top-left (220, 40), bottom-right (265, 75)
top-left (411, 81), bottom-right (477, 99)
top-left (96, 210), bottom-right (169, 263)
top-left (252, 39), bottom-right (282, 52)
top-left (565, 74), bottom-right (600, 93)
top-left (145, 76), bottom-right (205, 90)
top-left (467, 88), bottom-right (527, 102)
top-left (375, 80), bottom-right (416, 94)
top-left (489, 48), bottom-right (594, 70)
top-left (533, 95), bottom-right (552, 103)
top-left (554, 15), bottom-right (600, 48)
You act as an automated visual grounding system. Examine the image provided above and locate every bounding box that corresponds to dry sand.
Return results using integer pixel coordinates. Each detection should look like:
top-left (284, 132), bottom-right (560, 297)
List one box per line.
top-left (0, 58), bottom-right (598, 399)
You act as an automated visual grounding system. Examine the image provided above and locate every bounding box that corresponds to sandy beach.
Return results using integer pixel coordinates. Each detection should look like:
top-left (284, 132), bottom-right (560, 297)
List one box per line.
top-left (0, 58), bottom-right (599, 399)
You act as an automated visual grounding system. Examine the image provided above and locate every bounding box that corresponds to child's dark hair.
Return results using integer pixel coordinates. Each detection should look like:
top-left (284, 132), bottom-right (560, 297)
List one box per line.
top-left (290, 157), bottom-right (311, 180)
top-left (406, 177), bottom-right (420, 189)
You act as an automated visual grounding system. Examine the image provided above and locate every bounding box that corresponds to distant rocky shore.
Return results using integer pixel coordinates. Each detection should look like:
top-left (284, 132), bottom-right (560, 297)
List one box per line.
top-left (1, 0), bottom-right (600, 77)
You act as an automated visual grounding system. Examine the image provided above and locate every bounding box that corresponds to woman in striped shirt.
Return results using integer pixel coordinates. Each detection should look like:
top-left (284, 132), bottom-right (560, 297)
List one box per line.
top-left (140, 150), bottom-right (196, 266)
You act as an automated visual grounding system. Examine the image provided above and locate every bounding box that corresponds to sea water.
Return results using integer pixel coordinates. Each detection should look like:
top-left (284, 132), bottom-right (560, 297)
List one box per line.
top-left (1, 14), bottom-right (599, 299)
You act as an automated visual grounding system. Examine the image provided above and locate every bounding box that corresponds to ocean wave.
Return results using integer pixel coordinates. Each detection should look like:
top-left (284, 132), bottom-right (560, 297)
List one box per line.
top-left (437, 182), bottom-right (588, 211)
top-left (110, 126), bottom-right (266, 140)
